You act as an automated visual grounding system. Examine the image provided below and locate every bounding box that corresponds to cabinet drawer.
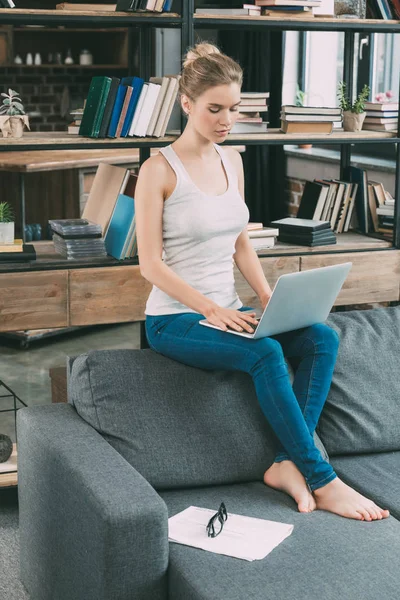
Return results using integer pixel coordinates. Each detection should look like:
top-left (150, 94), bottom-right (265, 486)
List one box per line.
top-left (234, 255), bottom-right (299, 310)
top-left (69, 265), bottom-right (152, 326)
top-left (300, 250), bottom-right (400, 305)
top-left (0, 271), bottom-right (68, 332)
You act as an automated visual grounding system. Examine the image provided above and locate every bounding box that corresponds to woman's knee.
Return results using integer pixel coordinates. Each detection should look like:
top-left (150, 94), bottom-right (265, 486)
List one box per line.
top-left (307, 323), bottom-right (340, 351)
top-left (253, 337), bottom-right (286, 364)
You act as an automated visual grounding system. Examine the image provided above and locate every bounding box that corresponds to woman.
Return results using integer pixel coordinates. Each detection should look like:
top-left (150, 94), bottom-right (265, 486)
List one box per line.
top-left (135, 42), bottom-right (389, 522)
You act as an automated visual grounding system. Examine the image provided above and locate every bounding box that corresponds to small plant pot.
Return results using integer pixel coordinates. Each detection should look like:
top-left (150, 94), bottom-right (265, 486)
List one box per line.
top-left (343, 111), bottom-right (366, 132)
top-left (0, 222), bottom-right (15, 244)
top-left (0, 115), bottom-right (30, 138)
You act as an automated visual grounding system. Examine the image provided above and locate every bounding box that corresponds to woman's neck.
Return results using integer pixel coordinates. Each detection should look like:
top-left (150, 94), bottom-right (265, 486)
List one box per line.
top-left (173, 125), bottom-right (216, 161)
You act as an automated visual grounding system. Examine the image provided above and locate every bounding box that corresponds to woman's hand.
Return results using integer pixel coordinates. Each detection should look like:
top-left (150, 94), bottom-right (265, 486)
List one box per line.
top-left (204, 306), bottom-right (259, 333)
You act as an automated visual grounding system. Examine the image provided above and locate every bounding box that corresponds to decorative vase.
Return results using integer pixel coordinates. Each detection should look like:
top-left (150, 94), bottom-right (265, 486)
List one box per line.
top-left (0, 221), bottom-right (15, 244)
top-left (343, 110), bottom-right (366, 132)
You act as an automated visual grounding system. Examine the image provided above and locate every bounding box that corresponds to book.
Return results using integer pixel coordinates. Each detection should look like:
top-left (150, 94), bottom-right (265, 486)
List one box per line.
top-left (195, 8), bottom-right (261, 15)
top-left (248, 227), bottom-right (279, 238)
top-left (271, 217), bottom-right (332, 232)
top-left (343, 183), bottom-right (358, 232)
top-left (281, 105), bottom-right (341, 115)
top-left (98, 77), bottom-right (120, 138)
top-left (0, 239), bottom-right (23, 253)
top-left (153, 76), bottom-right (180, 138)
top-left (343, 166), bottom-right (369, 234)
top-left (104, 193), bottom-right (135, 260)
top-left (107, 81), bottom-right (130, 138)
top-left (0, 244), bottom-right (36, 262)
top-left (278, 234), bottom-right (337, 247)
top-left (240, 92), bottom-right (270, 99)
top-left (82, 163), bottom-right (133, 235)
top-left (363, 117), bottom-right (398, 124)
top-left (280, 114), bottom-right (342, 122)
top-left (128, 83), bottom-right (149, 136)
top-left (251, 237), bottom-right (275, 249)
top-left (368, 180), bottom-right (387, 206)
top-left (364, 110), bottom-right (398, 117)
top-left (133, 82), bottom-right (161, 137)
top-left (363, 101), bottom-right (399, 111)
top-left (231, 121), bottom-right (269, 134)
top-left (264, 9), bottom-right (315, 16)
top-left (79, 76), bottom-right (112, 138)
top-left (121, 76), bottom-right (145, 137)
top-left (115, 85), bottom-right (133, 137)
top-left (367, 183), bottom-right (380, 232)
top-left (56, 3), bottom-right (116, 10)
top-left (362, 122), bottom-right (398, 131)
top-left (147, 76), bottom-right (170, 136)
top-left (256, 0), bottom-right (321, 5)
top-left (238, 105), bottom-right (269, 113)
top-left (281, 121), bottom-right (333, 134)
top-left (297, 180), bottom-right (330, 221)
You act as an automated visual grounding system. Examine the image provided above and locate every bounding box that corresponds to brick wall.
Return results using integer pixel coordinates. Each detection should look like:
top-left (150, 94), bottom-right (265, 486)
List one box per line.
top-left (284, 176), bottom-right (306, 216)
top-left (0, 66), bottom-right (126, 131)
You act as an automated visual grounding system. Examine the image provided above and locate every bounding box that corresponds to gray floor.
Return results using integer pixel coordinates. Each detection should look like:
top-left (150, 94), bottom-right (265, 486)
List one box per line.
top-left (0, 322), bottom-right (141, 443)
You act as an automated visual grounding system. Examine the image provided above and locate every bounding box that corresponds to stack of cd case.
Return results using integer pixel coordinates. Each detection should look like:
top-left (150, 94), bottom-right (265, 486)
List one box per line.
top-left (49, 219), bottom-right (107, 259)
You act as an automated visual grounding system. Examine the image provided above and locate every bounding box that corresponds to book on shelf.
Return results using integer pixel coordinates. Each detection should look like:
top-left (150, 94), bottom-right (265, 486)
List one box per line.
top-left (0, 0), bottom-right (15, 7)
top-left (0, 244), bottom-right (36, 262)
top-left (282, 105), bottom-right (341, 115)
top-left (281, 113), bottom-right (342, 122)
top-left (343, 166), bottom-right (369, 234)
top-left (255, 0), bottom-right (321, 6)
top-left (281, 121), bottom-right (333, 134)
top-left (116, 0), bottom-right (173, 12)
top-left (277, 232), bottom-right (337, 247)
top-left (271, 217), bottom-right (332, 232)
top-left (247, 227), bottom-right (279, 238)
top-left (363, 101), bottom-right (399, 112)
top-left (296, 180), bottom-right (330, 221)
top-left (79, 76), bottom-right (112, 138)
top-left (363, 117), bottom-right (398, 124)
top-left (56, 3), bottom-right (116, 10)
top-left (195, 7), bottom-right (262, 16)
top-left (263, 9), bottom-right (315, 16)
top-left (364, 109), bottom-right (399, 118)
top-left (0, 239), bottom-right (23, 253)
top-left (82, 163), bottom-right (138, 236)
top-left (232, 121), bottom-right (269, 133)
top-left (247, 222), bottom-right (264, 230)
top-left (98, 77), bottom-right (120, 138)
top-left (363, 122), bottom-right (398, 131)
top-left (104, 193), bottom-right (135, 260)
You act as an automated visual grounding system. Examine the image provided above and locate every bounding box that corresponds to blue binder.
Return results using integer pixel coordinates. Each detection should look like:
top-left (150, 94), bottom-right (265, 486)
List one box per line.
top-left (121, 76), bottom-right (145, 137)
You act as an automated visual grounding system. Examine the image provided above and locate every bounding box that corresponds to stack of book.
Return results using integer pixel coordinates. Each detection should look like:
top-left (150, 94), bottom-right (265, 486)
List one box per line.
top-left (296, 178), bottom-right (358, 234)
top-left (271, 217), bottom-right (337, 247)
top-left (195, 4), bottom-right (262, 16)
top-left (49, 219), bottom-right (107, 260)
top-left (247, 222), bottom-right (279, 249)
top-left (232, 92), bottom-right (269, 134)
top-left (280, 105), bottom-right (343, 134)
top-left (78, 74), bottom-right (179, 139)
top-left (68, 109), bottom-right (84, 135)
top-left (255, 0), bottom-right (319, 17)
top-left (0, 239), bottom-right (36, 262)
top-left (82, 163), bottom-right (139, 259)
top-left (362, 101), bottom-right (399, 132)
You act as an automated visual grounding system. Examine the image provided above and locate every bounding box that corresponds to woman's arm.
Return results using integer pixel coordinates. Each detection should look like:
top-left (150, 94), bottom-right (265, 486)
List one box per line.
top-left (135, 156), bottom-right (220, 317)
top-left (227, 148), bottom-right (272, 309)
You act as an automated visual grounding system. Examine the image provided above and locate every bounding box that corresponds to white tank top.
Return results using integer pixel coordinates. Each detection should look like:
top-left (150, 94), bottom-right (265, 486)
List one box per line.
top-left (144, 143), bottom-right (250, 316)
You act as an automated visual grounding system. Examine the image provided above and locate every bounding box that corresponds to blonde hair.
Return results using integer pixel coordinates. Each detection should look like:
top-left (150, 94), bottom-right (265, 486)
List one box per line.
top-left (179, 42), bottom-right (243, 101)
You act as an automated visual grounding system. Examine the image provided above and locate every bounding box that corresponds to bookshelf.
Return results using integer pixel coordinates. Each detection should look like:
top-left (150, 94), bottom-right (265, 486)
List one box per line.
top-left (0, 4), bottom-right (399, 252)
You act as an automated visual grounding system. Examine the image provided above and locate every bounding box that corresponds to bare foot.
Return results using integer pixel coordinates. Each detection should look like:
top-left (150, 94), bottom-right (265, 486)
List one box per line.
top-left (313, 476), bottom-right (390, 521)
top-left (264, 460), bottom-right (316, 513)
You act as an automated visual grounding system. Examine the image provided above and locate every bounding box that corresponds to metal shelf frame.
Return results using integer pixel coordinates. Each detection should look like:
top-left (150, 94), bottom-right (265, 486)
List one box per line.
top-left (0, 3), bottom-right (399, 246)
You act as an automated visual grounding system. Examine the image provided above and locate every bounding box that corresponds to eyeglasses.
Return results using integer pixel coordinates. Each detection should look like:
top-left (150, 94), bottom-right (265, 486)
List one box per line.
top-left (206, 502), bottom-right (228, 538)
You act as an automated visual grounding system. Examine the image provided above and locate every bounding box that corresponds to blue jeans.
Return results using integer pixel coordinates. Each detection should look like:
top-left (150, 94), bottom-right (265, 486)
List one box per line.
top-left (145, 306), bottom-right (339, 492)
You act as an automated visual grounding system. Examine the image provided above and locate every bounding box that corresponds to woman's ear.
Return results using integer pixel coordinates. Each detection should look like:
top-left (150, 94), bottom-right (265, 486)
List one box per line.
top-left (180, 94), bottom-right (192, 116)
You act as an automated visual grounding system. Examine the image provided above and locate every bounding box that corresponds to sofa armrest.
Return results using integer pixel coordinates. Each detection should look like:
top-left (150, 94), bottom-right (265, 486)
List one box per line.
top-left (17, 404), bottom-right (169, 600)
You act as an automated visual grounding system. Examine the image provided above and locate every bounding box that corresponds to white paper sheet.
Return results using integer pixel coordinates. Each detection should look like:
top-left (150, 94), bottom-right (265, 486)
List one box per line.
top-left (168, 506), bottom-right (294, 562)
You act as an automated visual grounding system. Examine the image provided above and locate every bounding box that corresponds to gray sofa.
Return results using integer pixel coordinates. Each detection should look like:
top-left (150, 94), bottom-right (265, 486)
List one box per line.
top-left (17, 306), bottom-right (400, 600)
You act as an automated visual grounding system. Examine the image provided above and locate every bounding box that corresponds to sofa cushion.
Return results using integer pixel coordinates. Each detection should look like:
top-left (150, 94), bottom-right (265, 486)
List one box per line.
top-left (68, 349), bottom-right (328, 491)
top-left (317, 307), bottom-right (400, 456)
top-left (160, 481), bottom-right (400, 600)
top-left (331, 451), bottom-right (400, 520)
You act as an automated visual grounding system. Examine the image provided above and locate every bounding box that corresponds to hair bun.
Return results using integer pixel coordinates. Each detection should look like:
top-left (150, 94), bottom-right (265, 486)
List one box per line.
top-left (183, 42), bottom-right (221, 69)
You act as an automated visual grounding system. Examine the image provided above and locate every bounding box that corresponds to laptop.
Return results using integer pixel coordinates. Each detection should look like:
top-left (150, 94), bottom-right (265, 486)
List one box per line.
top-left (199, 262), bottom-right (352, 339)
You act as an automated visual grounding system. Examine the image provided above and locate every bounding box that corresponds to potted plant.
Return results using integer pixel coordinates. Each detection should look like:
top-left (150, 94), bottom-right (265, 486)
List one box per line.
top-left (337, 81), bottom-right (370, 132)
top-left (0, 202), bottom-right (15, 244)
top-left (0, 89), bottom-right (30, 138)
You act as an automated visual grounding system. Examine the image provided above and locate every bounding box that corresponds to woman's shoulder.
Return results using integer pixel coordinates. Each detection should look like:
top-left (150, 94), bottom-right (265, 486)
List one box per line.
top-left (138, 152), bottom-right (171, 180)
top-left (137, 151), bottom-right (176, 200)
